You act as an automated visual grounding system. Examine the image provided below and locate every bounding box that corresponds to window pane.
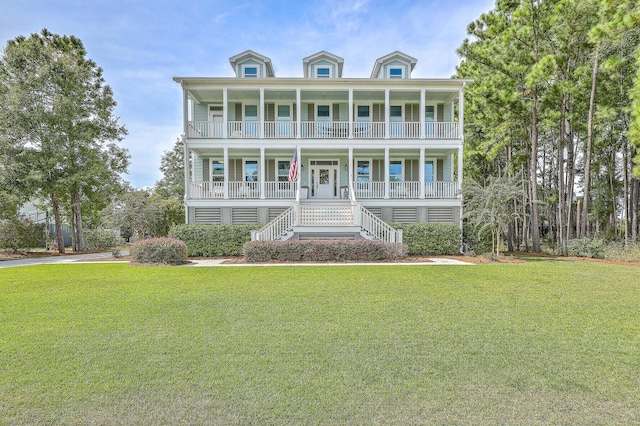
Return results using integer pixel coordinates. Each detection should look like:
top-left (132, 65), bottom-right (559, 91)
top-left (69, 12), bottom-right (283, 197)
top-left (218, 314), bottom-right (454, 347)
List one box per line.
top-left (357, 106), bottom-right (370, 118)
top-left (390, 105), bottom-right (402, 117)
top-left (245, 161), bottom-right (258, 182)
top-left (211, 161), bottom-right (224, 182)
top-left (425, 105), bottom-right (435, 121)
top-left (277, 105), bottom-right (290, 118)
top-left (244, 67), bottom-right (257, 77)
top-left (357, 160), bottom-right (370, 182)
top-left (317, 105), bottom-right (330, 118)
top-left (278, 160), bottom-right (290, 182)
top-left (317, 67), bottom-right (330, 77)
top-left (424, 162), bottom-right (434, 182)
top-left (245, 105), bottom-right (258, 118)
top-left (390, 161), bottom-right (402, 182)
top-left (390, 68), bottom-right (402, 78)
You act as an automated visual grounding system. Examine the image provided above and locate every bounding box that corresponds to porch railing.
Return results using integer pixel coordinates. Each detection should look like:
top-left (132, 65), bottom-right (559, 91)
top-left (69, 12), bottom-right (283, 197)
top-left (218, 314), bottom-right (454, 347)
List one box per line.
top-left (187, 120), bottom-right (459, 139)
top-left (189, 180), bottom-right (458, 199)
top-left (253, 206), bottom-right (296, 241)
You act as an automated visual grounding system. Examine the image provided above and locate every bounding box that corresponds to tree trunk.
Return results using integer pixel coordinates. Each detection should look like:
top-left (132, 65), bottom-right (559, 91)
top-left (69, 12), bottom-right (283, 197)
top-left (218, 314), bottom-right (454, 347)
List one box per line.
top-left (72, 191), bottom-right (86, 251)
top-left (530, 90), bottom-right (542, 253)
top-left (51, 193), bottom-right (65, 254)
top-left (581, 46), bottom-right (599, 238)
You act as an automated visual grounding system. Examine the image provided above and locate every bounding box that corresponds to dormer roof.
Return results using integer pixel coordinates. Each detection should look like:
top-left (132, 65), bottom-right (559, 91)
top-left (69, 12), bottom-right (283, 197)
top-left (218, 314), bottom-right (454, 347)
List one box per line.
top-left (370, 51), bottom-right (418, 79)
top-left (302, 50), bottom-right (344, 78)
top-left (228, 50), bottom-right (275, 78)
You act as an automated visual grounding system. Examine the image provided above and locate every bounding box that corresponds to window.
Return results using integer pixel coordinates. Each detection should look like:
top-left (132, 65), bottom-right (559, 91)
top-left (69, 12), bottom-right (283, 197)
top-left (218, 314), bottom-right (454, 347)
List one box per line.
top-left (244, 105), bottom-right (258, 120)
top-left (425, 105), bottom-right (435, 121)
top-left (357, 160), bottom-right (370, 182)
top-left (357, 105), bottom-right (370, 121)
top-left (317, 105), bottom-right (330, 119)
top-left (389, 68), bottom-right (403, 78)
top-left (277, 160), bottom-right (291, 182)
top-left (277, 105), bottom-right (290, 120)
top-left (244, 160), bottom-right (258, 182)
top-left (389, 160), bottom-right (403, 182)
top-left (316, 67), bottom-right (330, 78)
top-left (243, 66), bottom-right (258, 78)
top-left (390, 105), bottom-right (402, 121)
top-left (424, 160), bottom-right (435, 182)
top-left (211, 160), bottom-right (224, 182)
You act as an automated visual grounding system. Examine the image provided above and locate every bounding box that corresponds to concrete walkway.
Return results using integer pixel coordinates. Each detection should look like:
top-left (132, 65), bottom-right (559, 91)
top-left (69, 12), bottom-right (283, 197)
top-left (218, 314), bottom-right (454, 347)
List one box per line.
top-left (0, 253), bottom-right (474, 268)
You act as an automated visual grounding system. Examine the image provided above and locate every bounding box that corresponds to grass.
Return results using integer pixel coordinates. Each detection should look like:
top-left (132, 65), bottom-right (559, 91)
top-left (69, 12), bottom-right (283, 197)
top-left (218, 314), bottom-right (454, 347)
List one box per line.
top-left (1, 262), bottom-right (639, 424)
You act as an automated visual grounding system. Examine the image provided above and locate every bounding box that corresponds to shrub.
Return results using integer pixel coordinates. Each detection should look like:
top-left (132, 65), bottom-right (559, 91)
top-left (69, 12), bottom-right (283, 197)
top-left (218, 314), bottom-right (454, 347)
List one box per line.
top-left (169, 224), bottom-right (262, 256)
top-left (129, 237), bottom-right (188, 264)
top-left (0, 218), bottom-right (45, 252)
top-left (389, 222), bottom-right (461, 255)
top-left (604, 242), bottom-right (640, 262)
top-left (567, 237), bottom-right (605, 259)
top-left (462, 222), bottom-right (492, 254)
top-left (84, 229), bottom-right (123, 251)
top-left (243, 240), bottom-right (407, 263)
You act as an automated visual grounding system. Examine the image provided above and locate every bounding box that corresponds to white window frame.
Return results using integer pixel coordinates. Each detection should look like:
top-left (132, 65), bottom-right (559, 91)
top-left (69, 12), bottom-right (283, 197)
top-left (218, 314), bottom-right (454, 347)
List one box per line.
top-left (242, 65), bottom-right (258, 78)
top-left (389, 159), bottom-right (404, 182)
top-left (277, 104), bottom-right (291, 121)
top-left (425, 103), bottom-right (436, 122)
top-left (276, 158), bottom-right (291, 182)
top-left (209, 159), bottom-right (225, 182)
top-left (315, 66), bottom-right (331, 78)
top-left (388, 67), bottom-right (403, 79)
top-left (389, 105), bottom-right (403, 122)
top-left (424, 158), bottom-right (437, 182)
top-left (317, 104), bottom-right (331, 121)
top-left (243, 159), bottom-right (259, 182)
top-left (355, 158), bottom-right (372, 182)
top-left (356, 104), bottom-right (371, 122)
top-left (244, 104), bottom-right (258, 121)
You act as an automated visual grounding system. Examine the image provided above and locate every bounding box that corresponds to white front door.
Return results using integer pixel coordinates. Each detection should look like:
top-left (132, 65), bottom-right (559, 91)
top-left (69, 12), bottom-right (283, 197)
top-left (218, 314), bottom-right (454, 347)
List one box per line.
top-left (311, 165), bottom-right (339, 198)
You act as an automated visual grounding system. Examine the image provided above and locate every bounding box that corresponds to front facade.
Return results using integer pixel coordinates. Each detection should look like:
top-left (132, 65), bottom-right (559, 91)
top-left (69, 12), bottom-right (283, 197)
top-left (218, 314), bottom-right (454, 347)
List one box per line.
top-left (174, 50), bottom-right (470, 241)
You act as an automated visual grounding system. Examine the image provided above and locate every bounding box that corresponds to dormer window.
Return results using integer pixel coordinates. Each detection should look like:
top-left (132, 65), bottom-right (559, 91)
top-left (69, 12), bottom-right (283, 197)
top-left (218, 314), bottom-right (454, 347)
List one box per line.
top-left (389, 68), bottom-right (403, 79)
top-left (316, 67), bottom-right (330, 78)
top-left (243, 66), bottom-right (258, 78)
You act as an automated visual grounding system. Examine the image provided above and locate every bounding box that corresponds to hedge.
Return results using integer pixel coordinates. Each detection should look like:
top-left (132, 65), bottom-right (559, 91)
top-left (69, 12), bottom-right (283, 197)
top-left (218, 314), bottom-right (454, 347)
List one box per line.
top-left (389, 222), bottom-right (461, 255)
top-left (243, 240), bottom-right (407, 263)
top-left (84, 229), bottom-right (123, 251)
top-left (168, 224), bottom-right (262, 257)
top-left (130, 237), bottom-right (188, 264)
top-left (0, 219), bottom-right (45, 252)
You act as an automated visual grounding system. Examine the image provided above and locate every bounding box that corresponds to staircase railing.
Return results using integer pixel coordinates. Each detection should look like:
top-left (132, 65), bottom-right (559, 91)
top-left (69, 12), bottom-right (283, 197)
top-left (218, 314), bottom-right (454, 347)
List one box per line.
top-left (252, 206), bottom-right (297, 241)
top-left (358, 206), bottom-right (403, 244)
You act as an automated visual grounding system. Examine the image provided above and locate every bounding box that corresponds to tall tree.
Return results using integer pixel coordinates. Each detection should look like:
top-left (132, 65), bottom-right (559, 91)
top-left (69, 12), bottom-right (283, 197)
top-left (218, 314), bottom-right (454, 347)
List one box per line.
top-left (0, 29), bottom-right (129, 252)
top-left (155, 137), bottom-right (186, 201)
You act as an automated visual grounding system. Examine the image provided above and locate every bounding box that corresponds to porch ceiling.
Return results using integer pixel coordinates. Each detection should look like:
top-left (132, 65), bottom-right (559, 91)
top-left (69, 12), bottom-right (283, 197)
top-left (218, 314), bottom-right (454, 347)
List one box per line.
top-left (189, 146), bottom-right (458, 158)
top-left (188, 88), bottom-right (459, 104)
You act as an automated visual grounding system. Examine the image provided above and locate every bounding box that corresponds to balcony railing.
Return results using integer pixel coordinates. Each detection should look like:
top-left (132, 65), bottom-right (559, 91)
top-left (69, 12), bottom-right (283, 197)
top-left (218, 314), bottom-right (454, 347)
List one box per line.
top-left (187, 120), bottom-right (459, 140)
top-left (189, 181), bottom-right (458, 200)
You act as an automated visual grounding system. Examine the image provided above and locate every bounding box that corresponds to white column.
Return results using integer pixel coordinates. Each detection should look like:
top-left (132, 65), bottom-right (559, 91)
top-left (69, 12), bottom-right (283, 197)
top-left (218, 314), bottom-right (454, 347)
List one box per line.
top-left (222, 88), bottom-right (228, 139)
top-left (420, 89), bottom-right (426, 139)
top-left (458, 86), bottom-right (465, 229)
top-left (296, 88), bottom-right (301, 139)
top-left (183, 134), bottom-right (189, 223)
top-left (259, 88), bottom-right (265, 139)
top-left (419, 147), bottom-right (425, 199)
top-left (384, 89), bottom-right (390, 139)
top-left (348, 147), bottom-right (353, 196)
top-left (260, 147), bottom-right (265, 199)
top-left (384, 147), bottom-right (390, 199)
top-left (348, 89), bottom-right (354, 139)
top-left (297, 146), bottom-right (302, 201)
top-left (223, 147), bottom-right (229, 199)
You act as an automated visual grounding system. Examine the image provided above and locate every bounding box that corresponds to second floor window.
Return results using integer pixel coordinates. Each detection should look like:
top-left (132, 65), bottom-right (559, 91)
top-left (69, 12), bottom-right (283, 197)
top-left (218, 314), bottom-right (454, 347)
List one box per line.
top-left (390, 160), bottom-right (403, 182)
top-left (357, 160), bottom-right (370, 182)
top-left (317, 105), bottom-right (330, 120)
top-left (211, 160), bottom-right (224, 182)
top-left (390, 105), bottom-right (402, 121)
top-left (244, 105), bottom-right (258, 120)
top-left (357, 106), bottom-right (370, 121)
top-left (244, 160), bottom-right (258, 182)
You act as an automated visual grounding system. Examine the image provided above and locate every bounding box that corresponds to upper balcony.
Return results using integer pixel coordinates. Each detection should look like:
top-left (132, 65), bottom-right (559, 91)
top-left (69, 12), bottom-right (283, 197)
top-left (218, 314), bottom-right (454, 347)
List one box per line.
top-left (187, 120), bottom-right (459, 140)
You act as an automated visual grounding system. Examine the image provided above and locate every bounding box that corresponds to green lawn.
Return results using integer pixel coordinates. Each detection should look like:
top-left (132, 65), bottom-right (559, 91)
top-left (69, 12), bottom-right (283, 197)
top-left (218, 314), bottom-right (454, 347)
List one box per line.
top-left (1, 262), bottom-right (639, 424)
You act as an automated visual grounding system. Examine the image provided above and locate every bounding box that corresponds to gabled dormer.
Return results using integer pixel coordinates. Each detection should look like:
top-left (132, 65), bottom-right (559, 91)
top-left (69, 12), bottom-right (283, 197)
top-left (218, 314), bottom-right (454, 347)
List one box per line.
top-left (229, 50), bottom-right (275, 78)
top-left (370, 51), bottom-right (417, 79)
top-left (302, 51), bottom-right (344, 78)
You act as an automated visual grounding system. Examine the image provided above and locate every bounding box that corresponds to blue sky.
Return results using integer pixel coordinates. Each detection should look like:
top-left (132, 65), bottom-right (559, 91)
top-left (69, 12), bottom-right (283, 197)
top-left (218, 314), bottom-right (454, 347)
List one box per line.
top-left (1, 0), bottom-right (494, 189)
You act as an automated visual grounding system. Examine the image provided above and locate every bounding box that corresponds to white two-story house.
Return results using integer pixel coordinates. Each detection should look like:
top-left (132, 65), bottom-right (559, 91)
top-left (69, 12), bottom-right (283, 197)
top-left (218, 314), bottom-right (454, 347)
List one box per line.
top-left (174, 50), bottom-right (470, 242)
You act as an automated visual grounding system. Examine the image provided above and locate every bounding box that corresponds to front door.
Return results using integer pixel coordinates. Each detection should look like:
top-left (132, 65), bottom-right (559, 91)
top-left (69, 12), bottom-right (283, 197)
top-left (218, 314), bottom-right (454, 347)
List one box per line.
top-left (310, 164), bottom-right (339, 198)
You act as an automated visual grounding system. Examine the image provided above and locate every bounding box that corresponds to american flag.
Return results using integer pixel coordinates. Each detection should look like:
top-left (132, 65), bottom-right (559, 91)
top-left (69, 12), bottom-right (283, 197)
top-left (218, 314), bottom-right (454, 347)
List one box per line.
top-left (288, 151), bottom-right (299, 182)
